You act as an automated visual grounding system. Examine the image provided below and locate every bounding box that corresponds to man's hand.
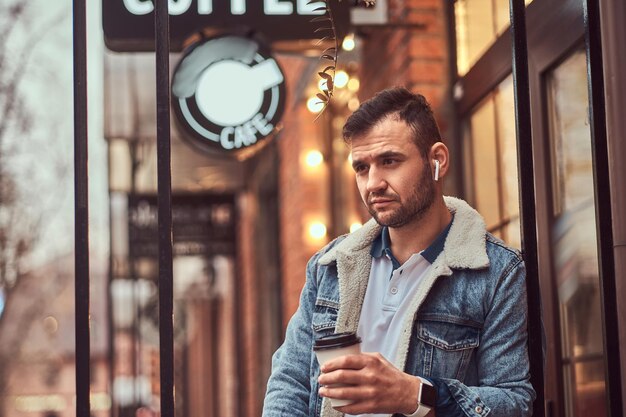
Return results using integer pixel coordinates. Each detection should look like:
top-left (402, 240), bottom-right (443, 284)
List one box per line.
top-left (317, 352), bottom-right (422, 415)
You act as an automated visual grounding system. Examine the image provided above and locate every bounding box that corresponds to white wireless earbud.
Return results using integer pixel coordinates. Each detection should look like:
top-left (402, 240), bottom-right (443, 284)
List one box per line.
top-left (434, 160), bottom-right (440, 181)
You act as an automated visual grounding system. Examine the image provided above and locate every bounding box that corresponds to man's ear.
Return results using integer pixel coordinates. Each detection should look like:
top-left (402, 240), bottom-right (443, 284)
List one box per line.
top-left (429, 142), bottom-right (450, 181)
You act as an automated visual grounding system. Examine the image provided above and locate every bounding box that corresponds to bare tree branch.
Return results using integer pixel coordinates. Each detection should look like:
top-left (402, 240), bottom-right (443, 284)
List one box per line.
top-left (0, 6), bottom-right (69, 146)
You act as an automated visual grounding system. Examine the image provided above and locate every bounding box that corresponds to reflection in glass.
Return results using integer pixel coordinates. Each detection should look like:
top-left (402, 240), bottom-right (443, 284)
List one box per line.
top-left (455, 0), bottom-right (533, 75)
top-left (548, 49), bottom-right (607, 417)
top-left (493, 77), bottom-right (521, 249)
top-left (469, 95), bottom-right (499, 228)
top-left (464, 75), bottom-right (520, 249)
top-left (111, 254), bottom-right (237, 417)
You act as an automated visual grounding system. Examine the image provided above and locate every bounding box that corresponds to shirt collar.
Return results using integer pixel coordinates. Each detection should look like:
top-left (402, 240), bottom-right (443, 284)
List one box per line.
top-left (370, 215), bottom-right (454, 267)
top-left (370, 226), bottom-right (401, 269)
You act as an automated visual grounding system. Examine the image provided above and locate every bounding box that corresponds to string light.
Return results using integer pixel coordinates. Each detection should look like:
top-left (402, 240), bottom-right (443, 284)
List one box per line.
top-left (342, 33), bottom-right (356, 51)
top-left (309, 222), bottom-right (327, 239)
top-left (335, 70), bottom-right (349, 88)
top-left (305, 150), bottom-right (324, 167)
top-left (348, 77), bottom-right (360, 92)
top-left (307, 96), bottom-right (324, 113)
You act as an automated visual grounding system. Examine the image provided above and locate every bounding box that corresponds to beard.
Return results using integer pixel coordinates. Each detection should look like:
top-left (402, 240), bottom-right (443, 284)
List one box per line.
top-left (367, 163), bottom-right (436, 228)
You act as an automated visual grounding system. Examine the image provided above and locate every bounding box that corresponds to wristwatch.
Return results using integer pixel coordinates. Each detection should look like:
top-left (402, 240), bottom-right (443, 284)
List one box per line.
top-left (405, 377), bottom-right (436, 417)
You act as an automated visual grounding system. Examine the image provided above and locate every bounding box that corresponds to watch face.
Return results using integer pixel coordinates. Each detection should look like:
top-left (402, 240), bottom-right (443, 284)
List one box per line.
top-left (421, 383), bottom-right (437, 408)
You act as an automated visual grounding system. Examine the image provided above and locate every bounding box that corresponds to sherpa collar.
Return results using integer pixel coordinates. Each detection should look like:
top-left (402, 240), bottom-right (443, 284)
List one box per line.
top-left (318, 196), bottom-right (489, 269)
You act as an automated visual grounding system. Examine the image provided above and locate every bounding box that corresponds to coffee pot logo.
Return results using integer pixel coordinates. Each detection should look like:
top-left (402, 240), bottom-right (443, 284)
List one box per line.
top-left (172, 35), bottom-right (286, 153)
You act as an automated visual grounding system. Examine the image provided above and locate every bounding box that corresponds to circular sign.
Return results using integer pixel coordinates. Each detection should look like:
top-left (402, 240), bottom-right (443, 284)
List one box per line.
top-left (172, 35), bottom-right (286, 153)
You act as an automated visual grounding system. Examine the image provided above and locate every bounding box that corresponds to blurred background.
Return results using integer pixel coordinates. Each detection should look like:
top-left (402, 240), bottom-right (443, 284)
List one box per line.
top-left (0, 0), bottom-right (625, 417)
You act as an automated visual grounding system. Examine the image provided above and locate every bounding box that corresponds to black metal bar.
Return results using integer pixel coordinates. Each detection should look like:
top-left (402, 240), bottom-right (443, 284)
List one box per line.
top-left (103, 60), bottom-right (116, 417)
top-left (582, 1), bottom-right (623, 415)
top-left (106, 214), bottom-right (116, 417)
top-left (155, 0), bottom-right (175, 416)
top-left (508, 1), bottom-right (545, 416)
top-left (73, 0), bottom-right (90, 416)
top-left (444, 0), bottom-right (465, 199)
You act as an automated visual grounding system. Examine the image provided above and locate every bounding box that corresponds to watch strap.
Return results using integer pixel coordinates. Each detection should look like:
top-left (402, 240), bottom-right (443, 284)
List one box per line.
top-left (404, 377), bottom-right (434, 417)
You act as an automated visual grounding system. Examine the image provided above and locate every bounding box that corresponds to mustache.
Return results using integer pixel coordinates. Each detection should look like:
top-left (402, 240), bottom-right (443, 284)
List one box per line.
top-left (367, 193), bottom-right (399, 204)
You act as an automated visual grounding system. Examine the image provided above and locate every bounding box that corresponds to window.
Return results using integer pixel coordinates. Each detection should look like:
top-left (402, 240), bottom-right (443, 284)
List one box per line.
top-left (462, 75), bottom-right (521, 248)
top-left (547, 48), bottom-right (607, 417)
top-left (455, 0), bottom-right (533, 75)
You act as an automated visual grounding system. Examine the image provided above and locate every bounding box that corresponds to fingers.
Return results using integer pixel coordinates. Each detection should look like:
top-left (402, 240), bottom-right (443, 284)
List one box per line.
top-left (318, 384), bottom-right (406, 415)
top-left (318, 384), bottom-right (376, 401)
top-left (320, 353), bottom-right (366, 373)
top-left (335, 400), bottom-right (379, 416)
top-left (318, 368), bottom-right (377, 386)
top-left (319, 353), bottom-right (391, 387)
top-left (320, 352), bottom-right (386, 373)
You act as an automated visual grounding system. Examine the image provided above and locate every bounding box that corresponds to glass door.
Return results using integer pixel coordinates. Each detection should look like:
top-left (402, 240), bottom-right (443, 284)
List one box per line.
top-left (546, 48), bottom-right (607, 417)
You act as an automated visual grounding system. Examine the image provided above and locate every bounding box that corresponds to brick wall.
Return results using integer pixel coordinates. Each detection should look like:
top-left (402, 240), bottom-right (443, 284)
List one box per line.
top-left (359, 0), bottom-right (450, 114)
top-left (277, 89), bottom-right (330, 326)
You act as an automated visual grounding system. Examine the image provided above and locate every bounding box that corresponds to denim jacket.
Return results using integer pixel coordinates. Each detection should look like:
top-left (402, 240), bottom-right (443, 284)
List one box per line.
top-left (263, 197), bottom-right (536, 417)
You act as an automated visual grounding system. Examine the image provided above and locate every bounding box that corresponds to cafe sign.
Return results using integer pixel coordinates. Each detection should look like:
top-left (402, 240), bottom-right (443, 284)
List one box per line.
top-left (171, 35), bottom-right (286, 153)
top-left (103, 0), bottom-right (351, 51)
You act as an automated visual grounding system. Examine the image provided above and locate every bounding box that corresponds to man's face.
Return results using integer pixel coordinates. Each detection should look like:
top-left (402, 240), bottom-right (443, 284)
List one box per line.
top-left (350, 117), bottom-right (436, 228)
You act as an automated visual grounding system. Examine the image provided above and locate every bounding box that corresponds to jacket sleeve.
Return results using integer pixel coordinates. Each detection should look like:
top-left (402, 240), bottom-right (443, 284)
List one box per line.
top-left (262, 252), bottom-right (322, 417)
top-left (430, 259), bottom-right (536, 417)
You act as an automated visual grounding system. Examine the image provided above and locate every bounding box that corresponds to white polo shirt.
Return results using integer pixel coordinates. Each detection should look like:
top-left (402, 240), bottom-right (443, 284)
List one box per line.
top-left (352, 221), bottom-right (451, 417)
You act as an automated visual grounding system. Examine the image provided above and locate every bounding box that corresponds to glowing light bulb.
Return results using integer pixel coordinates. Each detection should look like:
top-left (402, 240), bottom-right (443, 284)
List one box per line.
top-left (309, 222), bottom-right (327, 239)
top-left (342, 34), bottom-right (356, 51)
top-left (307, 96), bottom-right (324, 113)
top-left (305, 150), bottom-right (324, 167)
top-left (335, 70), bottom-right (349, 88)
top-left (348, 78), bottom-right (360, 92)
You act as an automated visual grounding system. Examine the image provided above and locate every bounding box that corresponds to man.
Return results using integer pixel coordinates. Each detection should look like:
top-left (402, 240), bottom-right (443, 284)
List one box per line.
top-left (263, 87), bottom-right (535, 417)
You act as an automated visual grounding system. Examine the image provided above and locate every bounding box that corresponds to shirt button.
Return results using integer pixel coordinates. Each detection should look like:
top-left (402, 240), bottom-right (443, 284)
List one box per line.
top-left (475, 406), bottom-right (483, 414)
top-left (390, 287), bottom-right (398, 294)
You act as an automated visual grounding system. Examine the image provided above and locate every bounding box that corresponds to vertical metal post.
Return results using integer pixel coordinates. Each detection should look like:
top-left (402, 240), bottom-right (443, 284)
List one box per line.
top-left (583, 0), bottom-right (623, 415)
top-left (508, 1), bottom-right (544, 416)
top-left (73, 0), bottom-right (90, 416)
top-left (107, 220), bottom-right (115, 417)
top-left (155, 0), bottom-right (175, 416)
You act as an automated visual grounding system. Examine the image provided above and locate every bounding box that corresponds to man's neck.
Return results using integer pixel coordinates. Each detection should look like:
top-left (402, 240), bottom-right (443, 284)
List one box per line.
top-left (387, 197), bottom-right (452, 265)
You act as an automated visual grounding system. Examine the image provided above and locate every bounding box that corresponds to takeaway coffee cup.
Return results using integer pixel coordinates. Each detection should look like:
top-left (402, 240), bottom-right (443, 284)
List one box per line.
top-left (314, 332), bottom-right (362, 408)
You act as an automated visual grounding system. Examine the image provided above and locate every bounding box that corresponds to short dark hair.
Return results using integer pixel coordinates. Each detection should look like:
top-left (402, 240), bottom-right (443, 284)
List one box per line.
top-left (342, 87), bottom-right (442, 158)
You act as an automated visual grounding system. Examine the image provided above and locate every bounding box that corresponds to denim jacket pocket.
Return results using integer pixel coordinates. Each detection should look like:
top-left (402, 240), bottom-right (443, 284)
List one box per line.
top-left (416, 316), bottom-right (481, 381)
top-left (311, 297), bottom-right (339, 335)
